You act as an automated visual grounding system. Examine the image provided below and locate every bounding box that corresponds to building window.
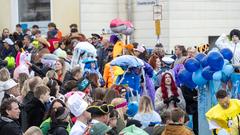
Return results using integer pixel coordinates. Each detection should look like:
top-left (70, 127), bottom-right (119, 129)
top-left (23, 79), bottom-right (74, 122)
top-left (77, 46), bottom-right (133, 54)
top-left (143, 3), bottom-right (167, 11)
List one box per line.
top-left (18, 0), bottom-right (51, 22)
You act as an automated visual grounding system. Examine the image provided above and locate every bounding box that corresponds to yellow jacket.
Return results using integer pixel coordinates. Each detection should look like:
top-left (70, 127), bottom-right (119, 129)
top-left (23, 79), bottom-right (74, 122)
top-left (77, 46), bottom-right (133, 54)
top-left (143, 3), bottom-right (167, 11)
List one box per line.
top-left (113, 41), bottom-right (125, 58)
top-left (103, 63), bottom-right (124, 88)
top-left (206, 99), bottom-right (240, 133)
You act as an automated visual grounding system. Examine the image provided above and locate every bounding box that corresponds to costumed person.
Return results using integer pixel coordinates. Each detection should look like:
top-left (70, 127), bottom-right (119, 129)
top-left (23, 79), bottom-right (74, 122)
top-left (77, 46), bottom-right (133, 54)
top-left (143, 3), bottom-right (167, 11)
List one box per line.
top-left (82, 57), bottom-right (104, 87)
top-left (206, 90), bottom-right (240, 135)
top-left (110, 34), bottom-right (125, 58)
top-left (216, 29), bottom-right (240, 66)
top-left (155, 72), bottom-right (186, 113)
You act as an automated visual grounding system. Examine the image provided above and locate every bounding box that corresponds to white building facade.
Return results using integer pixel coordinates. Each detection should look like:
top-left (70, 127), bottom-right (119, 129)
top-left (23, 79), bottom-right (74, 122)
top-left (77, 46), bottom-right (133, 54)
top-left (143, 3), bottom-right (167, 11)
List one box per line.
top-left (0, 0), bottom-right (240, 51)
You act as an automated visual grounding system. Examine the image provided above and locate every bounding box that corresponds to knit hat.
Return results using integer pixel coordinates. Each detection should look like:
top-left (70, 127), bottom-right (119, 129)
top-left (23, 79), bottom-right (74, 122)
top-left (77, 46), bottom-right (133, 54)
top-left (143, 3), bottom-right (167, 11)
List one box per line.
top-left (67, 93), bottom-right (88, 117)
top-left (90, 122), bottom-right (111, 135)
top-left (126, 101), bottom-right (138, 117)
top-left (55, 107), bottom-right (70, 120)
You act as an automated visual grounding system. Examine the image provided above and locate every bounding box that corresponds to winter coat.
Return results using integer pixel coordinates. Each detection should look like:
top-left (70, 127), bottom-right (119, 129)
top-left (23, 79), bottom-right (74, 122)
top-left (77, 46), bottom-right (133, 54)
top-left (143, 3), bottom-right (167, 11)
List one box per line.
top-left (161, 124), bottom-right (194, 135)
top-left (25, 97), bottom-right (46, 128)
top-left (30, 63), bottom-right (52, 78)
top-left (48, 121), bottom-right (68, 135)
top-left (133, 111), bottom-right (162, 129)
top-left (0, 116), bottom-right (23, 135)
top-left (181, 85), bottom-right (198, 114)
top-left (155, 87), bottom-right (186, 113)
top-left (40, 117), bottom-right (71, 135)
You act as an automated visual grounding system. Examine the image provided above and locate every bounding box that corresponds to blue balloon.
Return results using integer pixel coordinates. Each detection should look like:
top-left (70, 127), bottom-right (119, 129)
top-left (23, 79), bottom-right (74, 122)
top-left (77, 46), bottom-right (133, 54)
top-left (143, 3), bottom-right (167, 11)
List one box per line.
top-left (222, 64), bottom-right (234, 76)
top-left (207, 52), bottom-right (224, 71)
top-left (178, 69), bottom-right (196, 89)
top-left (212, 71), bottom-right (222, 81)
top-left (178, 69), bottom-right (191, 84)
top-left (192, 69), bottom-right (207, 86)
top-left (184, 58), bottom-right (200, 72)
top-left (220, 48), bottom-right (233, 61)
top-left (202, 66), bottom-right (215, 80)
top-left (195, 53), bottom-right (206, 62)
top-left (201, 56), bottom-right (208, 68)
top-left (184, 80), bottom-right (197, 89)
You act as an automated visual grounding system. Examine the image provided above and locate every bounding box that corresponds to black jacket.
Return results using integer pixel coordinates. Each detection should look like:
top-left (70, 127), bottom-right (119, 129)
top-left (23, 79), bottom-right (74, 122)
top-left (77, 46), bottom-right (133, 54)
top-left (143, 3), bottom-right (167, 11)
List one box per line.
top-left (181, 85), bottom-right (198, 114)
top-left (48, 121), bottom-right (68, 135)
top-left (0, 116), bottom-right (23, 135)
top-left (25, 97), bottom-right (46, 128)
top-left (30, 63), bottom-right (52, 78)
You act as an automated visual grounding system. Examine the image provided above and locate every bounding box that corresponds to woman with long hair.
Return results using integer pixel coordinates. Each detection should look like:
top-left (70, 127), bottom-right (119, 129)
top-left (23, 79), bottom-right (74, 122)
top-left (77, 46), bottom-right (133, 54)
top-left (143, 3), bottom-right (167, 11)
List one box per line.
top-left (148, 54), bottom-right (162, 89)
top-left (55, 59), bottom-right (66, 82)
top-left (155, 72), bottom-right (186, 113)
top-left (133, 95), bottom-right (162, 128)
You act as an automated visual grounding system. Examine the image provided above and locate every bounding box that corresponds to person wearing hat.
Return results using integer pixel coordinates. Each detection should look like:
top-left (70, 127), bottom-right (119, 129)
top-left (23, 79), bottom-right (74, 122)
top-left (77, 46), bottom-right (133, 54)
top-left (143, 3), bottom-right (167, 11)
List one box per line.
top-left (0, 79), bottom-right (20, 104)
top-left (0, 38), bottom-right (17, 60)
top-left (48, 107), bottom-right (70, 135)
top-left (89, 122), bottom-right (111, 135)
top-left (87, 101), bottom-right (114, 125)
top-left (68, 93), bottom-right (90, 135)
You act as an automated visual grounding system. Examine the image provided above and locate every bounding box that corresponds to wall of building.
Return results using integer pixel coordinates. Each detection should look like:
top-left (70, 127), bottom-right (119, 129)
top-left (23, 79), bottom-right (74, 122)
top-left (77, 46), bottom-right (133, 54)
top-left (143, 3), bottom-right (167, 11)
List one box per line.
top-left (0, 0), bottom-right (15, 32)
top-left (132, 0), bottom-right (170, 51)
top-left (51, 0), bottom-right (80, 35)
top-left (80, 0), bottom-right (128, 37)
top-left (168, 0), bottom-right (240, 50)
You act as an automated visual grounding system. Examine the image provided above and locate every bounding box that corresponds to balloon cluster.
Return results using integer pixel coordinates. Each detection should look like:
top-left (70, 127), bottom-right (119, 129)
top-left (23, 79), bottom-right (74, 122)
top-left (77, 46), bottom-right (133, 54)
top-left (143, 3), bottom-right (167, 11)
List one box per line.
top-left (178, 48), bottom-right (234, 88)
top-left (110, 18), bottom-right (134, 35)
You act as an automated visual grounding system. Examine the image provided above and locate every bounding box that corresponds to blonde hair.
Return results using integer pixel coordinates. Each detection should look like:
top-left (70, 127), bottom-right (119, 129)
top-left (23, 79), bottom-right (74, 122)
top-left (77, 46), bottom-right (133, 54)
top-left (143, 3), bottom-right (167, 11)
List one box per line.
top-left (138, 96), bottom-right (154, 113)
top-left (0, 68), bottom-right (10, 81)
top-left (21, 79), bottom-right (30, 97)
top-left (46, 70), bottom-right (58, 79)
top-left (24, 126), bottom-right (43, 135)
top-left (111, 98), bottom-right (127, 120)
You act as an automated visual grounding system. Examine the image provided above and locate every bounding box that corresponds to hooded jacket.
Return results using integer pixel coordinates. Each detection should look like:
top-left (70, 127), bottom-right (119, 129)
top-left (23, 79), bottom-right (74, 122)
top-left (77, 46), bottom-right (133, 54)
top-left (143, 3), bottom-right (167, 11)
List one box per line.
top-left (161, 123), bottom-right (194, 135)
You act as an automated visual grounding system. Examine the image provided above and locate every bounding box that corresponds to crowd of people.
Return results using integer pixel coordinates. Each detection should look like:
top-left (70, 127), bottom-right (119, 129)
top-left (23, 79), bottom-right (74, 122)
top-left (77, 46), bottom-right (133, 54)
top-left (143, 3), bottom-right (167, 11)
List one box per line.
top-left (0, 22), bottom-right (239, 135)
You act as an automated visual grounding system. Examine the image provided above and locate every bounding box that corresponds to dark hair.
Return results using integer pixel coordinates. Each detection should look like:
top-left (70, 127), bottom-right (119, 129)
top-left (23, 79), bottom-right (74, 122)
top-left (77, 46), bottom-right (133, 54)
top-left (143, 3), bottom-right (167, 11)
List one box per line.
top-left (47, 79), bottom-right (59, 97)
top-left (16, 24), bottom-right (22, 28)
top-left (0, 98), bottom-right (19, 117)
top-left (171, 108), bottom-right (185, 123)
top-left (216, 89), bottom-right (228, 99)
top-left (45, 99), bottom-right (66, 119)
top-left (175, 45), bottom-right (187, 56)
top-left (63, 80), bottom-right (77, 93)
top-left (69, 24), bottom-right (78, 28)
top-left (48, 22), bottom-right (56, 28)
top-left (70, 28), bottom-right (78, 33)
top-left (32, 25), bottom-right (39, 29)
top-left (109, 110), bottom-right (119, 119)
top-left (155, 43), bottom-right (163, 48)
top-left (50, 107), bottom-right (68, 123)
top-left (230, 29), bottom-right (240, 39)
